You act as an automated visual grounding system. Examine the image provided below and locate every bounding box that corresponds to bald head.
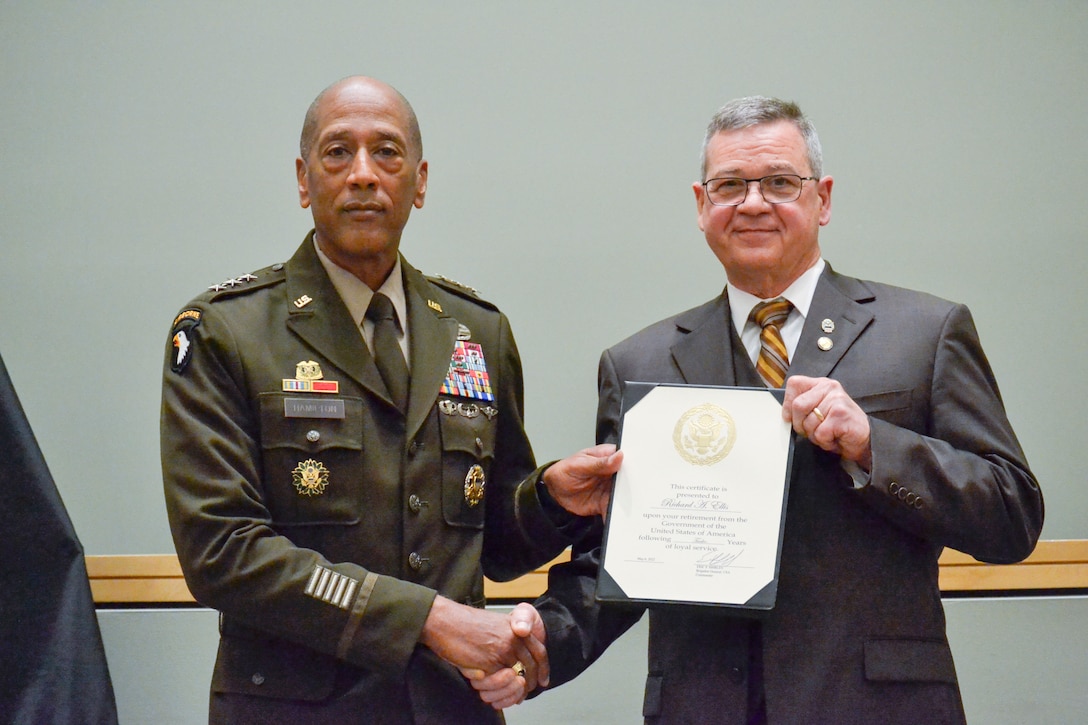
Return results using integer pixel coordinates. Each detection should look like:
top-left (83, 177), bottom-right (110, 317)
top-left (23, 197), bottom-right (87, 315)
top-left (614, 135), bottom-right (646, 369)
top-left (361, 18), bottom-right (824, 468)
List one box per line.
top-left (299, 76), bottom-right (422, 161)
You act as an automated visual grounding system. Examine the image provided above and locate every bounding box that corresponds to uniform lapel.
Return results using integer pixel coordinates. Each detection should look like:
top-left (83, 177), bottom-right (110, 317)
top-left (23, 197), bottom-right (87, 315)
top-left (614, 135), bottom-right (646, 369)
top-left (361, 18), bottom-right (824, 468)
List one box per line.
top-left (282, 236), bottom-right (391, 402)
top-left (402, 262), bottom-right (458, 441)
top-left (790, 266), bottom-right (875, 379)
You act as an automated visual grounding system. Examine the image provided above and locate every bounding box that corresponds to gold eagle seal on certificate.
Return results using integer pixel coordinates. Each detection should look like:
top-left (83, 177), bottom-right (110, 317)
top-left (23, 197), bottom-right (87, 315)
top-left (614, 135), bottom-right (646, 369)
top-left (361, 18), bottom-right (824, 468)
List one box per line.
top-left (673, 404), bottom-right (736, 466)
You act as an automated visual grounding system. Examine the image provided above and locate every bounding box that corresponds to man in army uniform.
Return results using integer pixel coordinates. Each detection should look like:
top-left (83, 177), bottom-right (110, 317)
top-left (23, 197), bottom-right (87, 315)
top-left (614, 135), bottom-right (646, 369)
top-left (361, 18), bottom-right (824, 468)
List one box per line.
top-left (161, 75), bottom-right (619, 723)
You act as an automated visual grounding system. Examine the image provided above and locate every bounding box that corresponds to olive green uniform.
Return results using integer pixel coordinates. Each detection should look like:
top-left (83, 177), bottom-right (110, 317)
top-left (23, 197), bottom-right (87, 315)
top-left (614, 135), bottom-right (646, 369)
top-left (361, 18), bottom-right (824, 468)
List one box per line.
top-left (161, 234), bottom-right (577, 723)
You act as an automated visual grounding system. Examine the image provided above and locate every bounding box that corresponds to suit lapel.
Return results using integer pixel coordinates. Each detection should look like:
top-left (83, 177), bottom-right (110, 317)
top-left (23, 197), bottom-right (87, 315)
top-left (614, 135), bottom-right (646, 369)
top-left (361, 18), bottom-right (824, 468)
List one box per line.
top-left (790, 267), bottom-right (875, 379)
top-left (669, 294), bottom-right (743, 387)
top-left (403, 262), bottom-right (458, 441)
top-left (283, 236), bottom-right (390, 402)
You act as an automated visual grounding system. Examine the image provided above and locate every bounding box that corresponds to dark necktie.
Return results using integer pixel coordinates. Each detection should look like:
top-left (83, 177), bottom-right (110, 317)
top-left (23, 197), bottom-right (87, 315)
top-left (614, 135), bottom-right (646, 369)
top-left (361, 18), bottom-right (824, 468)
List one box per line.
top-left (365, 293), bottom-right (409, 412)
top-left (751, 298), bottom-right (793, 388)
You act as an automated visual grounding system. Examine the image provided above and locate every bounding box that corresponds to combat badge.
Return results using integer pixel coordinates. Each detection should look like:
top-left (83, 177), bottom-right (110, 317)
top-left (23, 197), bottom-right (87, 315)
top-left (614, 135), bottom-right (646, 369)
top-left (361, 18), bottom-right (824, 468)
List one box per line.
top-left (293, 459), bottom-right (330, 495)
top-left (283, 360), bottom-right (340, 393)
top-left (439, 341), bottom-right (494, 402)
top-left (464, 464), bottom-right (485, 507)
top-left (169, 309), bottom-right (202, 374)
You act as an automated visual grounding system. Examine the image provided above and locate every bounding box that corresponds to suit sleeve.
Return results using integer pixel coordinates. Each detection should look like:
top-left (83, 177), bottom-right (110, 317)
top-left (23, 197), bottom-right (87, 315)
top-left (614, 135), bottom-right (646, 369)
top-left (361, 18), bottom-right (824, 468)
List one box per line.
top-left (161, 303), bottom-right (435, 681)
top-left (532, 348), bottom-right (645, 689)
top-left (857, 303), bottom-right (1043, 563)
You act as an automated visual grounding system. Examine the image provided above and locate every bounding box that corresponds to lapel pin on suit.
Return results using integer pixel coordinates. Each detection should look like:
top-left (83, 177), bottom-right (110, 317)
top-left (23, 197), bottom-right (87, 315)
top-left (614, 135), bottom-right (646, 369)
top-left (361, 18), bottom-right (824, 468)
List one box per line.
top-left (818, 318), bottom-right (836, 350)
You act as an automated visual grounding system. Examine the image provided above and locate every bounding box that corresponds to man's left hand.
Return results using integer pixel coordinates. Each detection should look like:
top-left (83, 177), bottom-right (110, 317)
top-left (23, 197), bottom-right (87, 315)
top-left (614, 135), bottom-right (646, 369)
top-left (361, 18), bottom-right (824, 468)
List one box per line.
top-left (782, 375), bottom-right (872, 471)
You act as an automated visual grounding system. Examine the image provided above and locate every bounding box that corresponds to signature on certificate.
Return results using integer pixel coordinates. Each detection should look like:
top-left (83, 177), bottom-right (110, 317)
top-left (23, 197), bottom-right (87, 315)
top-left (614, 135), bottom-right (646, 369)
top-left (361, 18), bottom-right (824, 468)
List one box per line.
top-left (695, 549), bottom-right (745, 572)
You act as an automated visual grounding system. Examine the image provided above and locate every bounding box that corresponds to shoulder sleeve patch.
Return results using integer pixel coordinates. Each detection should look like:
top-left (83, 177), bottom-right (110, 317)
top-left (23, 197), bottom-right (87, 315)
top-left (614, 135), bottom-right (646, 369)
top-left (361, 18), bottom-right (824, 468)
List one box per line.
top-left (169, 309), bottom-right (202, 374)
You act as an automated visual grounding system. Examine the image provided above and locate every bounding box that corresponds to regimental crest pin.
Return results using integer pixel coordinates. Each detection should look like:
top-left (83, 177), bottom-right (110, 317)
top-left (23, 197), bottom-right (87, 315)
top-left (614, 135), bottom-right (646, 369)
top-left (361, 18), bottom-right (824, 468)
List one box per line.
top-left (283, 360), bottom-right (340, 393)
top-left (293, 459), bottom-right (330, 495)
top-left (464, 464), bottom-right (485, 507)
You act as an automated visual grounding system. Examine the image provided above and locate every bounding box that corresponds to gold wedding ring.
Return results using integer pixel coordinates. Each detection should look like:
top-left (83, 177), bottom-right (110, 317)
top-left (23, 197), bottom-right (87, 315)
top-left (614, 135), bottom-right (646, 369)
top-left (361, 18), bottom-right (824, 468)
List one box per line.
top-left (812, 406), bottom-right (825, 423)
top-left (512, 661), bottom-right (526, 678)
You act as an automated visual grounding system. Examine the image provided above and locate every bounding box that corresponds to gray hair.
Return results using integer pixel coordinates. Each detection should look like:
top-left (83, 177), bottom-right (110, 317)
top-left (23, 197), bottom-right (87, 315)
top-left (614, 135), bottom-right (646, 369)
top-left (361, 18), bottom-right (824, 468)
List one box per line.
top-left (699, 96), bottom-right (823, 180)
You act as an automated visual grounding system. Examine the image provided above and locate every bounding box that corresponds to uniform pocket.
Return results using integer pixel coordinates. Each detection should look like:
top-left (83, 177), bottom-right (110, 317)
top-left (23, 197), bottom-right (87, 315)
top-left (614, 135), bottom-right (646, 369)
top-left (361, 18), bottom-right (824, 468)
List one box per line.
top-left (438, 399), bottom-right (495, 529)
top-left (258, 393), bottom-right (364, 525)
top-left (212, 627), bottom-right (337, 701)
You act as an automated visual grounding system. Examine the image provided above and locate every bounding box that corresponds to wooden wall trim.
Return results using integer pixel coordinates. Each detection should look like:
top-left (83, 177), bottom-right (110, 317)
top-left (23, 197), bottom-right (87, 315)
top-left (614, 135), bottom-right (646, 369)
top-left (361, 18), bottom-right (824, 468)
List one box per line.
top-left (86, 540), bottom-right (1088, 605)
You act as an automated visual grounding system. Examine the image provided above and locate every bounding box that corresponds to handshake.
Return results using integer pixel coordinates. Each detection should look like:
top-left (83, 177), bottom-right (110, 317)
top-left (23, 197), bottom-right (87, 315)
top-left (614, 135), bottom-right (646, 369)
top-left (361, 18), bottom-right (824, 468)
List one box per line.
top-left (421, 596), bottom-right (550, 710)
top-left (419, 444), bottom-right (623, 710)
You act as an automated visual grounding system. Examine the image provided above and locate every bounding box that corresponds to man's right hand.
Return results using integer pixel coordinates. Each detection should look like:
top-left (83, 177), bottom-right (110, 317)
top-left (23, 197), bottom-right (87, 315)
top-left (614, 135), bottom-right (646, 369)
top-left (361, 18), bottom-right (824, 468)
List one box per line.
top-left (420, 596), bottom-right (549, 701)
top-left (462, 602), bottom-right (548, 709)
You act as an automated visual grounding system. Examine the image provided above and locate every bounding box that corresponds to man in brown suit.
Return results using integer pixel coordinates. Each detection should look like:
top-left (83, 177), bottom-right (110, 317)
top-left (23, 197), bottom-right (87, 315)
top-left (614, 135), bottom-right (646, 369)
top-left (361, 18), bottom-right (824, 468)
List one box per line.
top-left (161, 76), bottom-right (617, 723)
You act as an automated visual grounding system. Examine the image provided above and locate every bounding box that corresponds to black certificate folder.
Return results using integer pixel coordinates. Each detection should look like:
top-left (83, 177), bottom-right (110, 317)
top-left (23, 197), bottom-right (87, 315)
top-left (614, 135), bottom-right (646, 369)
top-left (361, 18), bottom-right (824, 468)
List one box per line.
top-left (596, 382), bottom-right (795, 613)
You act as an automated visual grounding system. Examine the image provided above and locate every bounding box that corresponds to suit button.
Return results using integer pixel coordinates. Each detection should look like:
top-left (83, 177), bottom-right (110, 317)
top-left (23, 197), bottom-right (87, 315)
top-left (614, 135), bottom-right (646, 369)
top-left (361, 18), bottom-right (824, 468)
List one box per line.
top-left (728, 666), bottom-right (745, 684)
top-left (408, 494), bottom-right (428, 514)
top-left (408, 552), bottom-right (428, 571)
top-left (251, 673), bottom-right (265, 686)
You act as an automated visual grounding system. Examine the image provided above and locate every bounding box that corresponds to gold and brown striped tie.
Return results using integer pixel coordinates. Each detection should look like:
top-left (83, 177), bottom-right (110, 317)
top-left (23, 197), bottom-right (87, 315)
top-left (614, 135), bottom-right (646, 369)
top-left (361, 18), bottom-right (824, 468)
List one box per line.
top-left (752, 298), bottom-right (793, 388)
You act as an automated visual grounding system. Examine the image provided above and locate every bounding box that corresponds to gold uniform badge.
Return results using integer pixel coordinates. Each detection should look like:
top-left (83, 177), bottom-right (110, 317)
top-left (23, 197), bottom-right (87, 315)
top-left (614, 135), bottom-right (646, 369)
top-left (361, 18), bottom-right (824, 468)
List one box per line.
top-left (463, 464), bottom-right (485, 507)
top-left (293, 459), bottom-right (330, 495)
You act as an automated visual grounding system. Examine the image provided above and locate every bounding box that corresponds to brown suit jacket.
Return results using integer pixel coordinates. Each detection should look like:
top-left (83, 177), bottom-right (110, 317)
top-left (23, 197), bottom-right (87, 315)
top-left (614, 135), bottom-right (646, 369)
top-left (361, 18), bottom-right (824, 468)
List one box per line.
top-left (536, 266), bottom-right (1043, 725)
top-left (162, 235), bottom-right (576, 724)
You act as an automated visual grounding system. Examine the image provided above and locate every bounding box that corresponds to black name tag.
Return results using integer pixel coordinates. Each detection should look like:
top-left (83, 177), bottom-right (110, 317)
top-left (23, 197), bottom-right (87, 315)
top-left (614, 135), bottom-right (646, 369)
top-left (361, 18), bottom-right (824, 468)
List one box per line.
top-left (284, 398), bottom-right (346, 419)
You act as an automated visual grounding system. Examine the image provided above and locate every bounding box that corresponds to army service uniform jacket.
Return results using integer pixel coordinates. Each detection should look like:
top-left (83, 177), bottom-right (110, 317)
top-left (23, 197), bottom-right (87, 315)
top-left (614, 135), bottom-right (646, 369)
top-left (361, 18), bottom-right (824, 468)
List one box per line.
top-left (161, 235), bottom-right (577, 724)
top-left (534, 266), bottom-right (1043, 725)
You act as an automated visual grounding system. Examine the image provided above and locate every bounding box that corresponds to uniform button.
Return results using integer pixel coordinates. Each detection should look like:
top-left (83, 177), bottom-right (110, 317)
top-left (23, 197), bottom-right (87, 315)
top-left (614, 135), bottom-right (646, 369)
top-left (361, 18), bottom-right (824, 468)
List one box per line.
top-left (251, 673), bottom-right (265, 686)
top-left (409, 440), bottom-right (421, 455)
top-left (271, 263), bottom-right (283, 272)
top-left (727, 666), bottom-right (745, 684)
top-left (306, 429), bottom-right (320, 443)
top-left (408, 494), bottom-right (428, 514)
top-left (475, 437), bottom-right (483, 451)
top-left (408, 552), bottom-right (428, 571)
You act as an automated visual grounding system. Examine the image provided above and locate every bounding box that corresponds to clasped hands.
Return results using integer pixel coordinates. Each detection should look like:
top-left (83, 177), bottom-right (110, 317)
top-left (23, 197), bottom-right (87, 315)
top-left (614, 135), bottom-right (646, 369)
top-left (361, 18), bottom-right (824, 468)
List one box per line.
top-left (421, 597), bottom-right (548, 710)
top-left (421, 444), bottom-right (622, 709)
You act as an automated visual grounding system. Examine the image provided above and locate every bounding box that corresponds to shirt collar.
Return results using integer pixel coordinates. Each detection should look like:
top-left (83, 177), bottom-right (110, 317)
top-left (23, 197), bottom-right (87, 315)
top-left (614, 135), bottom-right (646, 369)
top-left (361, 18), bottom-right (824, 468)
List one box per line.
top-left (313, 238), bottom-right (408, 330)
top-left (728, 258), bottom-right (825, 332)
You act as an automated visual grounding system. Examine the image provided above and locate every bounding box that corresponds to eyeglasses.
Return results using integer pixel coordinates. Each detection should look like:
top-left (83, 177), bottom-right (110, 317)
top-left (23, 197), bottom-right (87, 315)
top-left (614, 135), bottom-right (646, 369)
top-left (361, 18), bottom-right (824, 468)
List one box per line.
top-left (702, 174), bottom-right (818, 206)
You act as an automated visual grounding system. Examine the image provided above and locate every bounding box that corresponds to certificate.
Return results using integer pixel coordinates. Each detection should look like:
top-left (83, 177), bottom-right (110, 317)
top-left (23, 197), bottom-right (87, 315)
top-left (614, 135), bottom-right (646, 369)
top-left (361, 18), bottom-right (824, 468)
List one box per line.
top-left (596, 383), bottom-right (794, 613)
